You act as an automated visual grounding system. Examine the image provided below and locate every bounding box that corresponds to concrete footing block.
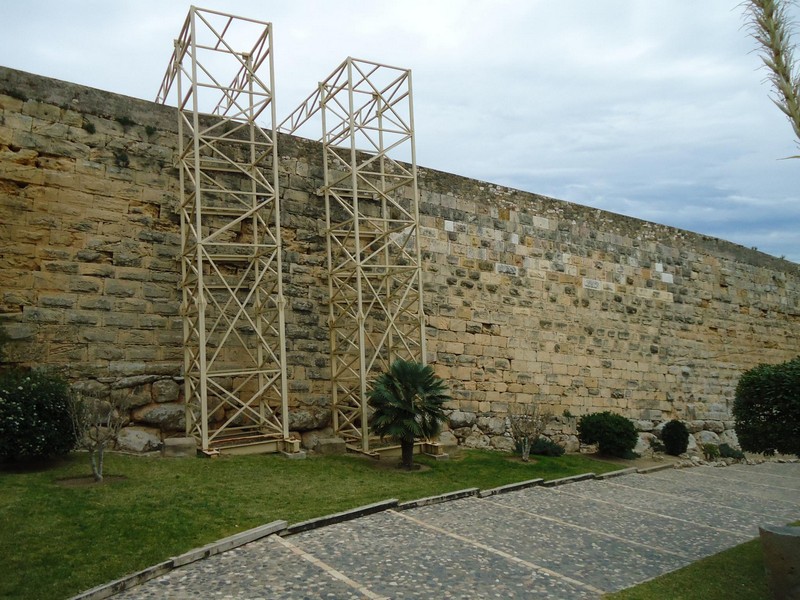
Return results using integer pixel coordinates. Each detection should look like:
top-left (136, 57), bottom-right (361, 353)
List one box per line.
top-left (314, 437), bottom-right (346, 455)
top-left (596, 467), bottom-right (638, 480)
top-left (172, 520), bottom-right (288, 567)
top-left (759, 524), bottom-right (800, 600)
top-left (69, 561), bottom-right (173, 600)
top-left (283, 499), bottom-right (398, 535)
top-left (479, 478), bottom-right (544, 498)
top-left (397, 488), bottom-right (479, 510)
top-left (637, 464), bottom-right (675, 474)
top-left (161, 437), bottom-right (196, 458)
top-left (281, 450), bottom-right (307, 460)
top-left (542, 473), bottom-right (595, 487)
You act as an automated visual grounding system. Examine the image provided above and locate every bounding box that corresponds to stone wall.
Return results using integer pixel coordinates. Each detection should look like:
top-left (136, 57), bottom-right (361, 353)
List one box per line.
top-left (415, 173), bottom-right (799, 450)
top-left (1, 66), bottom-right (798, 451)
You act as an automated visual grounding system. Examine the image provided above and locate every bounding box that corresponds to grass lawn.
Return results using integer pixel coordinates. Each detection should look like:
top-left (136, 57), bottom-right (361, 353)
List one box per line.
top-left (606, 521), bottom-right (800, 600)
top-left (0, 449), bottom-right (622, 600)
top-left (604, 538), bottom-right (769, 600)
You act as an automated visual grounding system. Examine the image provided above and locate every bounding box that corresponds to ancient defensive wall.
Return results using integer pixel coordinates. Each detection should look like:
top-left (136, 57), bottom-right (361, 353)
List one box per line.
top-left (1, 66), bottom-right (798, 452)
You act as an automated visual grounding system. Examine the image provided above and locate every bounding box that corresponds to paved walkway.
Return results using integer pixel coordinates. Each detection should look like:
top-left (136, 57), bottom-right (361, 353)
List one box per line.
top-left (115, 462), bottom-right (799, 599)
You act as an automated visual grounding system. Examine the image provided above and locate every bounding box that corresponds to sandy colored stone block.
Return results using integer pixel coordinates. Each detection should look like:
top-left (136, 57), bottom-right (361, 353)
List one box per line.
top-left (161, 437), bottom-right (196, 458)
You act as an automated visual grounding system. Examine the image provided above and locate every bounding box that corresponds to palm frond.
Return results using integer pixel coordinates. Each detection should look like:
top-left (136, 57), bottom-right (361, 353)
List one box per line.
top-left (367, 359), bottom-right (450, 444)
top-left (745, 0), bottom-right (800, 148)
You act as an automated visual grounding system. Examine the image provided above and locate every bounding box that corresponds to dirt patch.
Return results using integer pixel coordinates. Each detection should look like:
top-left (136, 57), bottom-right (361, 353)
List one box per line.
top-left (504, 456), bottom-right (541, 466)
top-left (368, 458), bottom-right (432, 473)
top-left (55, 475), bottom-right (128, 487)
top-left (582, 452), bottom-right (683, 470)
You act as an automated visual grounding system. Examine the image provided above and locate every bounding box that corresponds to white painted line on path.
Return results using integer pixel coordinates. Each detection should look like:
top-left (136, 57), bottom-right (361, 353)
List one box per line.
top-left (480, 497), bottom-right (690, 559)
top-left (272, 535), bottom-right (388, 600)
top-left (552, 487), bottom-right (752, 538)
top-left (387, 509), bottom-right (606, 596)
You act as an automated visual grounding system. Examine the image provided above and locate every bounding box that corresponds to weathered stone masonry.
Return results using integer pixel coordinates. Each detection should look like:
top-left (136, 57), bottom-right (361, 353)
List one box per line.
top-left (1, 66), bottom-right (798, 451)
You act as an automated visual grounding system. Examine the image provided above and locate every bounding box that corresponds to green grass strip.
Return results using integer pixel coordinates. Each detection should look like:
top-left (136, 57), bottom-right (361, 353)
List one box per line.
top-left (0, 449), bottom-right (621, 600)
top-left (606, 521), bottom-right (800, 600)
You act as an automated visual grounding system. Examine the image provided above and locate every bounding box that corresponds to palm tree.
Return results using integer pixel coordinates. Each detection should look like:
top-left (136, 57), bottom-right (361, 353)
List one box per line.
top-left (368, 359), bottom-right (450, 470)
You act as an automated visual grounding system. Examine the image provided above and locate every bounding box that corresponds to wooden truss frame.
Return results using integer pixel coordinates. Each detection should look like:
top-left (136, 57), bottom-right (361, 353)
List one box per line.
top-left (281, 58), bottom-right (427, 452)
top-left (156, 7), bottom-right (292, 454)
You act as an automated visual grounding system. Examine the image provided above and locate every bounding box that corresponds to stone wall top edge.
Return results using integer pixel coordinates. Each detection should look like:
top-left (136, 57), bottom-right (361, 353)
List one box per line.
top-left (2, 65), bottom-right (797, 276)
top-left (414, 163), bottom-right (798, 275)
top-left (0, 65), bottom-right (178, 132)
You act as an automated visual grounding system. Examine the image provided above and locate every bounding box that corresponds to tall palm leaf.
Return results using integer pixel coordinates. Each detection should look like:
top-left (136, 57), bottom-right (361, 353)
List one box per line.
top-left (368, 359), bottom-right (450, 469)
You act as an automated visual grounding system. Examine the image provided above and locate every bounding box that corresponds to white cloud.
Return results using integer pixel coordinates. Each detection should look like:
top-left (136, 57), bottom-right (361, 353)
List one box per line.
top-left (1, 0), bottom-right (798, 261)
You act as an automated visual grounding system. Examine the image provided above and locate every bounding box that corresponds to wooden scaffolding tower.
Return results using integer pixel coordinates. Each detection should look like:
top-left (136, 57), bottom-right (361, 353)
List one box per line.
top-left (156, 8), bottom-right (294, 454)
top-left (281, 58), bottom-right (427, 452)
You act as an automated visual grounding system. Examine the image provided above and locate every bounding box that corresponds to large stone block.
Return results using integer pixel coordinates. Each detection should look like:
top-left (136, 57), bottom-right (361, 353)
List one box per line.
top-left (117, 426), bottom-right (161, 453)
top-left (132, 403), bottom-right (185, 431)
top-left (288, 408), bottom-right (331, 432)
top-left (449, 410), bottom-right (476, 428)
top-left (462, 430), bottom-right (490, 449)
top-left (152, 378), bottom-right (180, 403)
top-left (695, 430), bottom-right (721, 446)
top-left (490, 435), bottom-right (515, 452)
top-left (635, 432), bottom-right (657, 456)
top-left (314, 437), bottom-right (346, 455)
top-left (720, 429), bottom-right (740, 449)
top-left (436, 430), bottom-right (458, 447)
top-left (300, 427), bottom-right (334, 451)
top-left (477, 416), bottom-right (507, 436)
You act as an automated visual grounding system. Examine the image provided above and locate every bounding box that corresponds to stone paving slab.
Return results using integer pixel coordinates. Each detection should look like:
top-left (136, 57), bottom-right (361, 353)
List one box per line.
top-left (676, 467), bottom-right (800, 502)
top-left (487, 485), bottom-right (748, 560)
top-left (603, 470), bottom-right (798, 519)
top-left (687, 465), bottom-right (800, 491)
top-left (111, 463), bottom-right (800, 600)
top-left (292, 510), bottom-right (600, 599)
top-left (732, 462), bottom-right (800, 477)
top-left (114, 535), bottom-right (364, 599)
top-left (405, 495), bottom-right (690, 593)
top-left (563, 478), bottom-right (780, 536)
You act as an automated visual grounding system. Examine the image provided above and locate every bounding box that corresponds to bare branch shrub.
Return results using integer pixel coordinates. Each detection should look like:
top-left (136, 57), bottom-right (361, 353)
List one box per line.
top-left (69, 393), bottom-right (127, 482)
top-left (508, 402), bottom-right (551, 462)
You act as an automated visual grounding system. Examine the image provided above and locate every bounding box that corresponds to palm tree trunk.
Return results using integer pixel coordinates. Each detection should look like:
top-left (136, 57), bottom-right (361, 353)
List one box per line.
top-left (400, 439), bottom-right (415, 470)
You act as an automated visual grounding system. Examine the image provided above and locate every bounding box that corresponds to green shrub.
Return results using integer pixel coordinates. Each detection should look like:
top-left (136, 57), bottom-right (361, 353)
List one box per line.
top-left (529, 437), bottom-right (565, 457)
top-left (719, 443), bottom-right (745, 460)
top-left (0, 369), bottom-right (76, 461)
top-left (702, 443), bottom-right (720, 461)
top-left (577, 411), bottom-right (638, 458)
top-left (733, 357), bottom-right (800, 456)
top-left (661, 420), bottom-right (690, 456)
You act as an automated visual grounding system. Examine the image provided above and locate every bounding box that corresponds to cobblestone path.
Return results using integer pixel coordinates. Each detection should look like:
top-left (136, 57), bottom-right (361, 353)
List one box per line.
top-left (115, 462), bottom-right (799, 599)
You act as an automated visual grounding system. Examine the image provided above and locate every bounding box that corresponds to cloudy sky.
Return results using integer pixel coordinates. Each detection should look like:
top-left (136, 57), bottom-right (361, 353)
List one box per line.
top-left (2, 1), bottom-right (798, 261)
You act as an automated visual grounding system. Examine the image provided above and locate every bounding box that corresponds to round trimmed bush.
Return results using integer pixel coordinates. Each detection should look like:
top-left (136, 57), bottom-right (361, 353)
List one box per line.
top-left (661, 420), bottom-right (690, 456)
top-left (577, 411), bottom-right (637, 458)
top-left (733, 357), bottom-right (800, 457)
top-left (0, 369), bottom-right (76, 461)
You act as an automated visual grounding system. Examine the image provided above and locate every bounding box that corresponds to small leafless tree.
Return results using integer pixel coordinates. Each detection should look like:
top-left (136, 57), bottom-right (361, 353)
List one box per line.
top-left (508, 402), bottom-right (551, 462)
top-left (69, 394), bottom-right (127, 482)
